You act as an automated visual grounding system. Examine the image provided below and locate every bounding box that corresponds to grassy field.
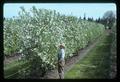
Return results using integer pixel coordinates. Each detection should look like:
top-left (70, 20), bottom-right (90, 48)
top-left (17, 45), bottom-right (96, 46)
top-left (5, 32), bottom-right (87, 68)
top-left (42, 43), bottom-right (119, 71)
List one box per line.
top-left (65, 32), bottom-right (112, 79)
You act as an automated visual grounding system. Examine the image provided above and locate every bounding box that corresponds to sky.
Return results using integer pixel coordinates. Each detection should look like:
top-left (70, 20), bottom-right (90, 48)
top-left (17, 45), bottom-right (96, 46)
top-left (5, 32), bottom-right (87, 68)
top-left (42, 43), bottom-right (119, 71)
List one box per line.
top-left (4, 3), bottom-right (116, 20)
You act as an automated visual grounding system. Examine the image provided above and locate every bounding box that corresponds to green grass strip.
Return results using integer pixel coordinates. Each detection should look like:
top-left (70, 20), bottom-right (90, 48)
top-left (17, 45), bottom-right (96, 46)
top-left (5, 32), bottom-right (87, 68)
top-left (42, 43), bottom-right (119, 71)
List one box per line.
top-left (65, 33), bottom-right (112, 79)
top-left (4, 60), bottom-right (29, 79)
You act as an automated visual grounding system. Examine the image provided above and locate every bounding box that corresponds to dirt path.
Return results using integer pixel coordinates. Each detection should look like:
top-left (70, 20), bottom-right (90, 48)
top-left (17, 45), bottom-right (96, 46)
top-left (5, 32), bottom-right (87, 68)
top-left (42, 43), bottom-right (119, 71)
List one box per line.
top-left (44, 36), bottom-right (102, 79)
top-left (4, 53), bottom-right (22, 64)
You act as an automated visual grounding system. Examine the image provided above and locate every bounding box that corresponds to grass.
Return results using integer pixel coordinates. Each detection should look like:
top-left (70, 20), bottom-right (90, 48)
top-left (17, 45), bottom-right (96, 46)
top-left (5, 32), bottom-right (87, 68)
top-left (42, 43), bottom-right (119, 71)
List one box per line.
top-left (65, 33), bottom-right (112, 79)
top-left (4, 60), bottom-right (29, 79)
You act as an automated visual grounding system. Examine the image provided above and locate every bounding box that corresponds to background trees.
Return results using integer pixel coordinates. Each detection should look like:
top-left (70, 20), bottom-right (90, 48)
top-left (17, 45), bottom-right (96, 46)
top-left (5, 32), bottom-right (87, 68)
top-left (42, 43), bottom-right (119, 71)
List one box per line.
top-left (95, 10), bottom-right (116, 29)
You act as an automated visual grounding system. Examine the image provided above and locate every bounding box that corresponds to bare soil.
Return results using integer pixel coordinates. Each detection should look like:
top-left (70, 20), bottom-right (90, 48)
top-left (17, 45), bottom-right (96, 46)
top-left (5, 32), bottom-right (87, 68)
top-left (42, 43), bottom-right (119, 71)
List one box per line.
top-left (4, 53), bottom-right (22, 64)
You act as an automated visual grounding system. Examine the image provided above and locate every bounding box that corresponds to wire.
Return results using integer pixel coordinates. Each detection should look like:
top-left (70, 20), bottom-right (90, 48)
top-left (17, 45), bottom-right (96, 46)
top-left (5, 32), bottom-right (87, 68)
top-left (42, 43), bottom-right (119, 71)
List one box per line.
top-left (5, 65), bottom-right (31, 78)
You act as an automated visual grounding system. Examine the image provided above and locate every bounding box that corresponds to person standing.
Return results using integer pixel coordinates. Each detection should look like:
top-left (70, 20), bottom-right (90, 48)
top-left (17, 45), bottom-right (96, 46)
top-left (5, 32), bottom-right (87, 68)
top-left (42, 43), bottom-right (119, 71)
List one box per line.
top-left (58, 43), bottom-right (65, 79)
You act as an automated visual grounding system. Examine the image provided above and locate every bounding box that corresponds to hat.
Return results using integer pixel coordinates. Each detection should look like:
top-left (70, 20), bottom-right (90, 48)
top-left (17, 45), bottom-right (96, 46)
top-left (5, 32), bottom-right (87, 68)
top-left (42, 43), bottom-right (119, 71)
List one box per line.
top-left (59, 43), bottom-right (65, 48)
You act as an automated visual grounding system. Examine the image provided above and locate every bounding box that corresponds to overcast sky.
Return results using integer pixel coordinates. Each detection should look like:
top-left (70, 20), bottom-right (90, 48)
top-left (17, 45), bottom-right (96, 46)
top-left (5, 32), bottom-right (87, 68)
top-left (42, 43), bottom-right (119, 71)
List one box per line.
top-left (4, 3), bottom-right (116, 20)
